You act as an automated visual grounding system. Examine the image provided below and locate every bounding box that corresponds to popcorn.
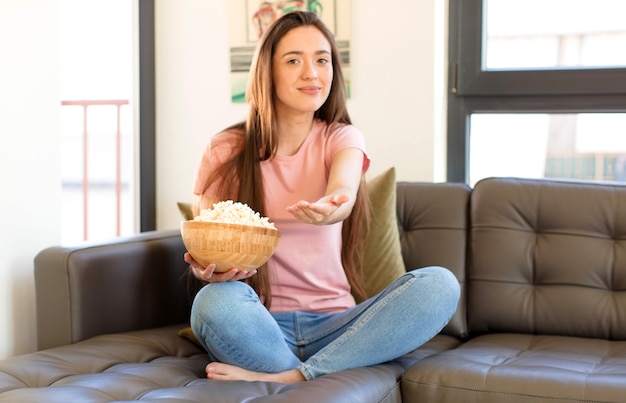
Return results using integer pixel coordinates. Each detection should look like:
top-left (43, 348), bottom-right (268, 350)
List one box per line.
top-left (194, 200), bottom-right (276, 229)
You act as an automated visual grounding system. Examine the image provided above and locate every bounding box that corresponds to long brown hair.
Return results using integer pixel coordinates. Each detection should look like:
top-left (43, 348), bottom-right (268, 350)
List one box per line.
top-left (190, 11), bottom-right (370, 307)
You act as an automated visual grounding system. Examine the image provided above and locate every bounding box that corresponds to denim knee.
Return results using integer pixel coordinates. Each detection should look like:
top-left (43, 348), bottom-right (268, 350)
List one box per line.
top-left (191, 281), bottom-right (259, 327)
top-left (409, 266), bottom-right (461, 314)
top-left (194, 280), bottom-right (256, 303)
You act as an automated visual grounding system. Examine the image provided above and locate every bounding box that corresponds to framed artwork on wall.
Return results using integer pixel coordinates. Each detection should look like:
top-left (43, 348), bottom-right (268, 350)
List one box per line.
top-left (229, 0), bottom-right (352, 103)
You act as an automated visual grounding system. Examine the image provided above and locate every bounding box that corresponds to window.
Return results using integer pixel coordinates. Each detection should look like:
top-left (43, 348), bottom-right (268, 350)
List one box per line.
top-left (484, 0), bottom-right (626, 70)
top-left (447, 0), bottom-right (626, 185)
top-left (58, 0), bottom-right (154, 244)
top-left (60, 0), bottom-right (135, 244)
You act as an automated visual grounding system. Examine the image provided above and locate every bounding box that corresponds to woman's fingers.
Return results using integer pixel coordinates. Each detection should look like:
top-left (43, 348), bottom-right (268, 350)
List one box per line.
top-left (184, 253), bottom-right (257, 282)
top-left (286, 195), bottom-right (349, 224)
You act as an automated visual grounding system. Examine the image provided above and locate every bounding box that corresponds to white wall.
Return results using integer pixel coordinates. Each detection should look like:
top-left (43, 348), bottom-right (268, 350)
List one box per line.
top-left (155, 0), bottom-right (448, 230)
top-left (0, 0), bottom-right (61, 358)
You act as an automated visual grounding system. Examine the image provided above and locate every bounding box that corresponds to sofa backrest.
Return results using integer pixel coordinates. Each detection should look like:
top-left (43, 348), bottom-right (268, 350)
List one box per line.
top-left (396, 181), bottom-right (471, 339)
top-left (468, 177), bottom-right (626, 340)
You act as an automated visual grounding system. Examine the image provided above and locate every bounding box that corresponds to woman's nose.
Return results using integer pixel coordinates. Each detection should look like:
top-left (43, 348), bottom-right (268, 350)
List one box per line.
top-left (302, 61), bottom-right (318, 79)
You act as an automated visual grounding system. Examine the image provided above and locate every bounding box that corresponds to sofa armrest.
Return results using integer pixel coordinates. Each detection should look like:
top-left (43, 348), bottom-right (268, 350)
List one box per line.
top-left (34, 230), bottom-right (190, 350)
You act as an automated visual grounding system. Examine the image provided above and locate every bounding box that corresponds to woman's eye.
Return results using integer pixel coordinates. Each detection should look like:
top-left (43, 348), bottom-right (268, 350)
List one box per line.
top-left (317, 58), bottom-right (330, 64)
top-left (287, 59), bottom-right (299, 64)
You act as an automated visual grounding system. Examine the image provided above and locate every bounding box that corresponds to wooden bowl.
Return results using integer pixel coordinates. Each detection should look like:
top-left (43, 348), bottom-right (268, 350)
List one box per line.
top-left (181, 220), bottom-right (280, 272)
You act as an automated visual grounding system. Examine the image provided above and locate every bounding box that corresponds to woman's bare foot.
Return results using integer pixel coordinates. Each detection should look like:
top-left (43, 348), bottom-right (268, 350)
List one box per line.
top-left (205, 362), bottom-right (306, 384)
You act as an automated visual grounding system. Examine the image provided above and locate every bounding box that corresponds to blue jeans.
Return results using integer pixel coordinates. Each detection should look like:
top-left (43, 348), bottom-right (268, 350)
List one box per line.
top-left (190, 266), bottom-right (460, 380)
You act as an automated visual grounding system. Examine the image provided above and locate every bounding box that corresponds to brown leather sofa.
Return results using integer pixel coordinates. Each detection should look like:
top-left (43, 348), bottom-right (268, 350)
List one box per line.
top-left (1, 177), bottom-right (625, 402)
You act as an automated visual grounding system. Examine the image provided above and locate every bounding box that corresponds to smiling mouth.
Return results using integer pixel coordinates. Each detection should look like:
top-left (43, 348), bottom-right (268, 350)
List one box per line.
top-left (299, 86), bottom-right (321, 94)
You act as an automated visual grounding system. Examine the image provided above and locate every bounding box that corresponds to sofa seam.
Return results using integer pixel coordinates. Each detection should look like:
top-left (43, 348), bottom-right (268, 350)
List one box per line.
top-left (375, 381), bottom-right (400, 403)
top-left (403, 380), bottom-right (615, 403)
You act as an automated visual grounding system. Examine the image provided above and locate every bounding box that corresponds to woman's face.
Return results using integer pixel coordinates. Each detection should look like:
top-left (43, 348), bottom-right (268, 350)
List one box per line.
top-left (272, 26), bottom-right (333, 118)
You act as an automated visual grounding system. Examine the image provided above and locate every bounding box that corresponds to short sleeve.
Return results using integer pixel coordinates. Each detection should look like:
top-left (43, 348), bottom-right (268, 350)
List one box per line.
top-left (326, 123), bottom-right (370, 175)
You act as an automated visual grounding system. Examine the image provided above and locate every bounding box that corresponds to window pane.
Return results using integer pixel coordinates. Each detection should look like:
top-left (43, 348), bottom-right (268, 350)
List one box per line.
top-left (60, 0), bottom-right (137, 244)
top-left (469, 113), bottom-right (626, 186)
top-left (485, 0), bottom-right (626, 69)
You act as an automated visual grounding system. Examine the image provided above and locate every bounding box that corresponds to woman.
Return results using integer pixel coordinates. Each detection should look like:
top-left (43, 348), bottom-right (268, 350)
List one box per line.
top-left (185, 10), bottom-right (460, 384)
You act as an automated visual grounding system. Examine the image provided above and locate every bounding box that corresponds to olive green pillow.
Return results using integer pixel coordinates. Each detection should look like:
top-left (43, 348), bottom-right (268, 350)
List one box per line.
top-left (360, 167), bottom-right (406, 301)
top-left (177, 201), bottom-right (194, 221)
top-left (178, 326), bottom-right (202, 347)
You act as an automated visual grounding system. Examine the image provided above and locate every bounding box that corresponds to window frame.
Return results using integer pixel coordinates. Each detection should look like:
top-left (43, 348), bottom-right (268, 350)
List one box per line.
top-left (447, 0), bottom-right (626, 182)
top-left (139, 0), bottom-right (156, 231)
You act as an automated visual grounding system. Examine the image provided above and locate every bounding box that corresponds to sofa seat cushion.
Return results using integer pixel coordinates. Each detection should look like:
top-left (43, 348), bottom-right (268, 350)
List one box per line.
top-left (0, 325), bottom-right (207, 402)
top-left (0, 325), bottom-right (460, 403)
top-left (401, 333), bottom-right (626, 403)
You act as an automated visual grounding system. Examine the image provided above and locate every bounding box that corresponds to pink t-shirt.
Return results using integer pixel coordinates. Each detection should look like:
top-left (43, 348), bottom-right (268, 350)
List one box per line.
top-left (193, 119), bottom-right (370, 313)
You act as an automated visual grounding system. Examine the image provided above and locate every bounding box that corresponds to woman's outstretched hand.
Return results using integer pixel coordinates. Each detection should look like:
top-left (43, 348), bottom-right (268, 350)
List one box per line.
top-left (286, 194), bottom-right (349, 225)
top-left (184, 252), bottom-right (257, 283)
